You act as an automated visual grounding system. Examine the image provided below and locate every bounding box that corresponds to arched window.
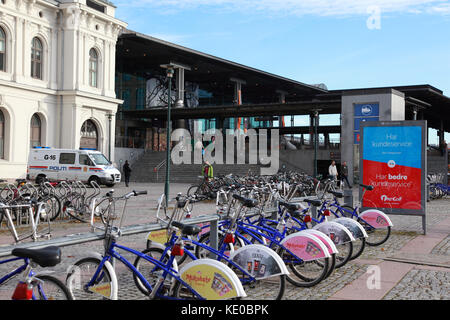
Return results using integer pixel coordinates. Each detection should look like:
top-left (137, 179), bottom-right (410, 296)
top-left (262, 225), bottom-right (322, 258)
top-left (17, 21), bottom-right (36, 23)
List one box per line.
top-left (0, 27), bottom-right (6, 72)
top-left (80, 119), bottom-right (98, 150)
top-left (0, 110), bottom-right (4, 159)
top-left (30, 113), bottom-right (41, 148)
top-left (31, 37), bottom-right (43, 79)
top-left (89, 48), bottom-right (98, 87)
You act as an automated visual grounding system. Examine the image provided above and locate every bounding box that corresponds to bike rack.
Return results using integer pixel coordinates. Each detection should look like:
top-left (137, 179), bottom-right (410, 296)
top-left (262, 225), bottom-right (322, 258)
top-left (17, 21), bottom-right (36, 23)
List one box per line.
top-left (0, 213), bottom-right (222, 258)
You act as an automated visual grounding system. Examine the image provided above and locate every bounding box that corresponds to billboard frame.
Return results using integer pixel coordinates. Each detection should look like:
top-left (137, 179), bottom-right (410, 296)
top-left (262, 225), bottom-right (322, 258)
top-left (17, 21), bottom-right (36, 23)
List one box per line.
top-left (359, 120), bottom-right (427, 234)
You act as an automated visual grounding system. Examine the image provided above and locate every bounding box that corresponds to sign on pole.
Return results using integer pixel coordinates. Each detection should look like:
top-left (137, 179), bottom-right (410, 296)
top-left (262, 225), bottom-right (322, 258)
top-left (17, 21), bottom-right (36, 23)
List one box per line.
top-left (360, 120), bottom-right (427, 234)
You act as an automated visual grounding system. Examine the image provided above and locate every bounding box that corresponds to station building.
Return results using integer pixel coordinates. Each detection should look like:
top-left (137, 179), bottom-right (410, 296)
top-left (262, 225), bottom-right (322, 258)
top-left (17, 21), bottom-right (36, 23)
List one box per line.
top-left (0, 1), bottom-right (448, 183)
top-left (0, 0), bottom-right (126, 178)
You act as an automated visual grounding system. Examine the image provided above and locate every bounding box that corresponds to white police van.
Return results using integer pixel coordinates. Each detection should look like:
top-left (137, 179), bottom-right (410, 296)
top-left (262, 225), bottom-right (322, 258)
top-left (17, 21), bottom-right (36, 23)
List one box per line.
top-left (27, 147), bottom-right (121, 186)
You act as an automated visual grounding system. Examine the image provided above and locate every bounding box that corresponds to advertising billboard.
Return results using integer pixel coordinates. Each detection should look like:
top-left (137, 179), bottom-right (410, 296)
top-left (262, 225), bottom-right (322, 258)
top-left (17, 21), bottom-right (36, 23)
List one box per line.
top-left (360, 121), bottom-right (427, 220)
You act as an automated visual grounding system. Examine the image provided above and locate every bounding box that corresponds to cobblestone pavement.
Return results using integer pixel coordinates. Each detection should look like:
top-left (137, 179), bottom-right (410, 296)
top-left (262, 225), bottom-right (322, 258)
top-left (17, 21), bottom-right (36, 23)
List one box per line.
top-left (431, 236), bottom-right (450, 256)
top-left (383, 269), bottom-right (450, 300)
top-left (0, 183), bottom-right (448, 300)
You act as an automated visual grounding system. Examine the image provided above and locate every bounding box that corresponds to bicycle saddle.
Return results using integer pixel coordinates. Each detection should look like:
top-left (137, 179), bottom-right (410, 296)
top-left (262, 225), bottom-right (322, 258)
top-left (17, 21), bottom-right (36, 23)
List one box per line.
top-left (303, 198), bottom-right (322, 207)
top-left (11, 246), bottom-right (61, 268)
top-left (330, 191), bottom-right (344, 198)
top-left (171, 221), bottom-right (201, 236)
top-left (232, 194), bottom-right (258, 208)
top-left (278, 200), bottom-right (301, 212)
top-left (359, 183), bottom-right (374, 191)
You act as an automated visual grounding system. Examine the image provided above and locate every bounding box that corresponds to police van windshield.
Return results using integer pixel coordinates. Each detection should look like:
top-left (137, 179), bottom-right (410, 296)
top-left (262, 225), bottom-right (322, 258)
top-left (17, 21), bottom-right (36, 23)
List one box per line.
top-left (89, 153), bottom-right (111, 166)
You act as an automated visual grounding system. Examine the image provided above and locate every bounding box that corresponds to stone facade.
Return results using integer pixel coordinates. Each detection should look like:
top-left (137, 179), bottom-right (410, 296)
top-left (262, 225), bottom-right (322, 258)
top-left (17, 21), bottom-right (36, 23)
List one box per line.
top-left (0, 0), bottom-right (127, 179)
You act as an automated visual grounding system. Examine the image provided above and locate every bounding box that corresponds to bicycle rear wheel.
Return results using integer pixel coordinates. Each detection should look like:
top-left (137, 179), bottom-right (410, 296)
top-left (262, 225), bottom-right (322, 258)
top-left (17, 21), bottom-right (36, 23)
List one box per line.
top-left (340, 205), bottom-right (366, 260)
top-left (33, 274), bottom-right (73, 300)
top-left (334, 241), bottom-right (353, 268)
top-left (277, 247), bottom-right (329, 287)
top-left (133, 247), bottom-right (174, 296)
top-left (228, 264), bottom-right (286, 300)
top-left (362, 223), bottom-right (391, 246)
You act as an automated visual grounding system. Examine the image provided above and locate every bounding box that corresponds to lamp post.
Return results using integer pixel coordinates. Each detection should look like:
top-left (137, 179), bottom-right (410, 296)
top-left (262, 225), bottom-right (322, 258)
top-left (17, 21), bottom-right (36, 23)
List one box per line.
top-left (311, 109), bottom-right (321, 178)
top-left (161, 64), bottom-right (175, 206)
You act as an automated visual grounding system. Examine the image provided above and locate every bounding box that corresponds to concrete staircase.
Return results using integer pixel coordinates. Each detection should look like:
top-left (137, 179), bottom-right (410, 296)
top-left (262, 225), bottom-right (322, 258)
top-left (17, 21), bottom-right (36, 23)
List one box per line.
top-left (130, 151), bottom-right (264, 183)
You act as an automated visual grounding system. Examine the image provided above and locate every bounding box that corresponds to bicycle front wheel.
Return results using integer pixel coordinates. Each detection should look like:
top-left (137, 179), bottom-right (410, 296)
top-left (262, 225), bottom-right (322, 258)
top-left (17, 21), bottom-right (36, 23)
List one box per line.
top-left (33, 274), bottom-right (73, 300)
top-left (66, 257), bottom-right (115, 300)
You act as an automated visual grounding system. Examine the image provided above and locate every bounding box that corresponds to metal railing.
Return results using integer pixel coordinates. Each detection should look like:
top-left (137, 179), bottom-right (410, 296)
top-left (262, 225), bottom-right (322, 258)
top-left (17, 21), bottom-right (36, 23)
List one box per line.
top-left (0, 213), bottom-right (221, 258)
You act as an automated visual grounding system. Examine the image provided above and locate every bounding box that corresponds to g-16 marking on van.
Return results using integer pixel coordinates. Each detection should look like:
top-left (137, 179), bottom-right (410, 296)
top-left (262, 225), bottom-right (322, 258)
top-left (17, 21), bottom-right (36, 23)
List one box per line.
top-left (27, 147), bottom-right (121, 187)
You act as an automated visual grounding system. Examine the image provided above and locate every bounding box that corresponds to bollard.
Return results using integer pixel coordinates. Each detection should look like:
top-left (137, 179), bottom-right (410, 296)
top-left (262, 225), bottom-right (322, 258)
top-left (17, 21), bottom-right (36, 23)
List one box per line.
top-left (208, 220), bottom-right (219, 259)
top-left (344, 189), bottom-right (353, 207)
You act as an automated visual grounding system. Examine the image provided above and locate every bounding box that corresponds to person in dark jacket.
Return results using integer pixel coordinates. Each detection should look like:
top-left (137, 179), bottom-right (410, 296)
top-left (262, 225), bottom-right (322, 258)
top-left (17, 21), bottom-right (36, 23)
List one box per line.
top-left (341, 161), bottom-right (352, 188)
top-left (123, 160), bottom-right (132, 187)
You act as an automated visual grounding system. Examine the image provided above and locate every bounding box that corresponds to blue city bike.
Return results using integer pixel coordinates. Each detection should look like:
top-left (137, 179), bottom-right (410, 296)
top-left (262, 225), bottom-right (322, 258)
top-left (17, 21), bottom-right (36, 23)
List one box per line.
top-left (270, 198), bottom-right (355, 268)
top-left (0, 246), bottom-right (73, 300)
top-left (198, 194), bottom-right (332, 288)
top-left (136, 199), bottom-right (288, 300)
top-left (66, 190), bottom-right (246, 300)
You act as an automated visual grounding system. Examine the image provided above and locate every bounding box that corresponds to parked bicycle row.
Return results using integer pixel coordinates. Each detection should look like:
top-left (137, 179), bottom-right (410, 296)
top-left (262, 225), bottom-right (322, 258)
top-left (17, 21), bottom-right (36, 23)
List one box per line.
top-left (427, 173), bottom-right (449, 200)
top-left (0, 172), bottom-right (394, 300)
top-left (0, 178), bottom-right (110, 242)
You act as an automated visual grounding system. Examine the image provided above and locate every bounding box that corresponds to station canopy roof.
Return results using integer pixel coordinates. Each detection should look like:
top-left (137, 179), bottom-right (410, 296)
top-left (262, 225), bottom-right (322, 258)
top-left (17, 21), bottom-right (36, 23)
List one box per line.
top-left (117, 30), bottom-right (450, 132)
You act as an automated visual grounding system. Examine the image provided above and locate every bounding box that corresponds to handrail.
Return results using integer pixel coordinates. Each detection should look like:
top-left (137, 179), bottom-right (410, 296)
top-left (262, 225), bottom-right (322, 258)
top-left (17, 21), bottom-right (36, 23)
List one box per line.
top-left (154, 159), bottom-right (167, 181)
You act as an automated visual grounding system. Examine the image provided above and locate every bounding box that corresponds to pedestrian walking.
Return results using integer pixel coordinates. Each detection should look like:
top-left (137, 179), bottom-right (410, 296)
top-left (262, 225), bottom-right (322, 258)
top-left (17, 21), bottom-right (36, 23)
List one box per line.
top-left (328, 160), bottom-right (338, 181)
top-left (123, 160), bottom-right (132, 187)
top-left (202, 160), bottom-right (214, 181)
top-left (341, 161), bottom-right (352, 188)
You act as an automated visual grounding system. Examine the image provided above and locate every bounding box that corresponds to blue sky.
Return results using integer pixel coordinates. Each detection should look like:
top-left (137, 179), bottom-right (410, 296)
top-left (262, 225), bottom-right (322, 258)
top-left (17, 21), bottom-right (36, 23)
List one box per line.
top-left (113, 0), bottom-right (450, 143)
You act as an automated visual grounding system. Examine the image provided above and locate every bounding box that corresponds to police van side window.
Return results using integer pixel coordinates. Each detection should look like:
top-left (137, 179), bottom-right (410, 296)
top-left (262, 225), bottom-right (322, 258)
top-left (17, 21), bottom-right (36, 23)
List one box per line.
top-left (60, 153), bottom-right (75, 164)
top-left (79, 154), bottom-right (93, 166)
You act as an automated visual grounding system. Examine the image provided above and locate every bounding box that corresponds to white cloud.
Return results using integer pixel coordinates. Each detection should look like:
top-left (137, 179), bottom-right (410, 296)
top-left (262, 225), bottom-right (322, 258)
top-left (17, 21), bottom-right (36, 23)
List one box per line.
top-left (117, 0), bottom-right (450, 17)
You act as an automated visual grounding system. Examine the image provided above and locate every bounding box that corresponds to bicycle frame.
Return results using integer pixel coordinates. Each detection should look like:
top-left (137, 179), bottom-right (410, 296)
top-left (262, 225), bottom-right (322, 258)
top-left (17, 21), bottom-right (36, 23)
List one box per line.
top-left (88, 235), bottom-right (205, 300)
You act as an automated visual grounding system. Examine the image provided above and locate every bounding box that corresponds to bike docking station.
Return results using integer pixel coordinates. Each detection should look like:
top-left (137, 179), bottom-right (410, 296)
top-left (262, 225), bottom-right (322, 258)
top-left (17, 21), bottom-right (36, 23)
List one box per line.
top-left (359, 120), bottom-right (428, 235)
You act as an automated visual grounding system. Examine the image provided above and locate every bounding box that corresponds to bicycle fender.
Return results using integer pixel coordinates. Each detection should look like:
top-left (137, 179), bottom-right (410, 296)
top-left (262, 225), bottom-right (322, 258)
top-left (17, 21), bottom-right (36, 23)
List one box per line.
top-left (300, 229), bottom-right (338, 255)
top-left (147, 229), bottom-right (181, 245)
top-left (334, 217), bottom-right (368, 239)
top-left (229, 244), bottom-right (289, 279)
top-left (280, 231), bottom-right (331, 261)
top-left (312, 221), bottom-right (355, 245)
top-left (359, 209), bottom-right (394, 228)
top-left (179, 258), bottom-right (247, 300)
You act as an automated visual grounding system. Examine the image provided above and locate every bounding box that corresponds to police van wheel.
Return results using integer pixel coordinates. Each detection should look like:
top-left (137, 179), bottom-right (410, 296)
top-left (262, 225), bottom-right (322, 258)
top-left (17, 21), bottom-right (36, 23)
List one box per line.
top-left (88, 176), bottom-right (100, 187)
top-left (36, 175), bottom-right (46, 185)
